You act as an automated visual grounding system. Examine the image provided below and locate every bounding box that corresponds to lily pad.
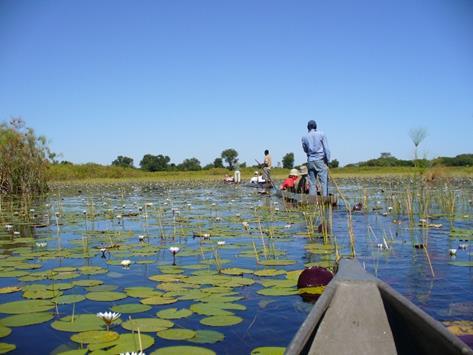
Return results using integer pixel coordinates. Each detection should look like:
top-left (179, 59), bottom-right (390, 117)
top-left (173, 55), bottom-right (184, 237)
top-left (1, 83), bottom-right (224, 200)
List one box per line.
top-left (88, 333), bottom-right (155, 353)
top-left (121, 318), bottom-right (174, 332)
top-left (257, 287), bottom-right (298, 296)
top-left (111, 303), bottom-right (151, 314)
top-left (189, 330), bottom-right (225, 344)
top-left (0, 343), bottom-right (15, 354)
top-left (0, 287), bottom-right (21, 294)
top-left (140, 296), bottom-right (177, 305)
top-left (0, 327), bottom-right (11, 339)
top-left (254, 269), bottom-right (286, 277)
top-left (54, 294), bottom-right (86, 304)
top-left (70, 330), bottom-right (119, 344)
top-left (257, 260), bottom-right (296, 266)
top-left (51, 314), bottom-right (114, 332)
top-left (449, 261), bottom-right (473, 267)
top-left (0, 312), bottom-right (54, 327)
top-left (190, 303), bottom-right (234, 316)
top-left (0, 300), bottom-right (55, 314)
top-left (73, 279), bottom-right (104, 287)
top-left (251, 346), bottom-right (286, 355)
top-left (200, 315), bottom-right (243, 327)
top-left (220, 268), bottom-right (254, 276)
top-left (124, 287), bottom-right (163, 298)
top-left (85, 291), bottom-right (127, 302)
top-left (157, 308), bottom-right (193, 319)
top-left (151, 346), bottom-right (216, 355)
top-left (157, 328), bottom-right (196, 340)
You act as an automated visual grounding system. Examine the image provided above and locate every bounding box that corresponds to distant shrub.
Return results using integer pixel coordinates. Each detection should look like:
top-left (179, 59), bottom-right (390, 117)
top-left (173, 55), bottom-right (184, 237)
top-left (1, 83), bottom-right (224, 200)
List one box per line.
top-left (0, 118), bottom-right (51, 194)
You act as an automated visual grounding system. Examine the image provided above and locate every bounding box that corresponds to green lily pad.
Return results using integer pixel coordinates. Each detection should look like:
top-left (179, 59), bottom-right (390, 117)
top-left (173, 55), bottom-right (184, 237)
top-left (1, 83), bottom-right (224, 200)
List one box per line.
top-left (23, 288), bottom-right (63, 299)
top-left (121, 318), bottom-right (174, 332)
top-left (0, 312), bottom-right (54, 327)
top-left (46, 282), bottom-right (74, 291)
top-left (251, 346), bottom-right (286, 355)
top-left (190, 303), bottom-right (234, 316)
top-left (0, 287), bottom-right (21, 294)
top-left (70, 330), bottom-right (119, 344)
top-left (78, 266), bottom-right (108, 275)
top-left (254, 269), bottom-right (287, 277)
top-left (149, 274), bottom-right (186, 282)
top-left (0, 343), bottom-right (15, 354)
top-left (111, 303), bottom-right (151, 314)
top-left (157, 308), bottom-right (193, 319)
top-left (0, 300), bottom-right (55, 314)
top-left (52, 314), bottom-right (116, 332)
top-left (73, 279), bottom-right (104, 287)
top-left (449, 261), bottom-right (473, 267)
top-left (54, 294), bottom-right (86, 304)
top-left (220, 268), bottom-right (254, 276)
top-left (200, 315), bottom-right (243, 327)
top-left (85, 291), bottom-right (127, 302)
top-left (151, 346), bottom-right (216, 355)
top-left (140, 296), bottom-right (177, 305)
top-left (0, 326), bottom-right (11, 338)
top-left (257, 260), bottom-right (296, 266)
top-left (88, 332), bottom-right (155, 353)
top-left (124, 287), bottom-right (163, 298)
top-left (157, 328), bottom-right (196, 340)
top-left (189, 330), bottom-right (225, 344)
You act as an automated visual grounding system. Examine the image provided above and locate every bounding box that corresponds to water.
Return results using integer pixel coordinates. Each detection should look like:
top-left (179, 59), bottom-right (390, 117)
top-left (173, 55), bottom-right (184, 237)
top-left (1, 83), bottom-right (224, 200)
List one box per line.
top-left (0, 179), bottom-right (472, 354)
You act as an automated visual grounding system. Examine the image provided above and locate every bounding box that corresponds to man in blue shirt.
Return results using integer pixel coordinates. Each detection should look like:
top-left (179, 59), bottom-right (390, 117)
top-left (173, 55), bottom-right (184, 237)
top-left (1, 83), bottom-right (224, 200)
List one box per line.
top-left (301, 120), bottom-right (331, 196)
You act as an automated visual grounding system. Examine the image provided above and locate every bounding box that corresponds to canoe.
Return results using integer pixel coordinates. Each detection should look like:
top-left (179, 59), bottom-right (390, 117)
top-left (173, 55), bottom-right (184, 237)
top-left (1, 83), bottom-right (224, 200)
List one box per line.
top-left (285, 259), bottom-right (473, 355)
top-left (277, 190), bottom-right (338, 207)
top-left (243, 182), bottom-right (274, 189)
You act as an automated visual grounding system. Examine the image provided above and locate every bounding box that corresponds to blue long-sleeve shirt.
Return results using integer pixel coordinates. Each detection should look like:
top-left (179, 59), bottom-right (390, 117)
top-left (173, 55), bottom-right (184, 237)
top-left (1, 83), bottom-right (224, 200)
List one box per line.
top-left (302, 129), bottom-right (330, 162)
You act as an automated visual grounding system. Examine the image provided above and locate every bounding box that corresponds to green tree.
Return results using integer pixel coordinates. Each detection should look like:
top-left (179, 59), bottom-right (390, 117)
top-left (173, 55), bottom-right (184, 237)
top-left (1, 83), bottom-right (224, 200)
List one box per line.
top-left (139, 154), bottom-right (171, 171)
top-left (282, 152), bottom-right (294, 169)
top-left (0, 117), bottom-right (51, 194)
top-left (328, 159), bottom-right (339, 168)
top-left (112, 155), bottom-right (134, 168)
top-left (213, 158), bottom-right (224, 168)
top-left (178, 157), bottom-right (201, 171)
top-left (221, 149), bottom-right (239, 170)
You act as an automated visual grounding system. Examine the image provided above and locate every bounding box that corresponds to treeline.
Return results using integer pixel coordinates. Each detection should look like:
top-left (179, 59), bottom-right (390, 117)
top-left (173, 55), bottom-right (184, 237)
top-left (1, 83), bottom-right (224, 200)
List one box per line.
top-left (347, 153), bottom-right (473, 168)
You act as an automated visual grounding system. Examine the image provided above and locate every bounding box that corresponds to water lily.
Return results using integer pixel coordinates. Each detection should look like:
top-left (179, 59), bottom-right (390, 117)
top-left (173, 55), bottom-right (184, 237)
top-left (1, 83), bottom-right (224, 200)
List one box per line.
top-left (217, 241), bottom-right (226, 246)
top-left (4, 224), bottom-right (13, 231)
top-left (274, 207), bottom-right (280, 211)
top-left (169, 247), bottom-right (180, 265)
top-left (242, 221), bottom-right (249, 230)
top-left (121, 260), bottom-right (131, 268)
top-left (13, 231), bottom-right (20, 236)
top-left (36, 242), bottom-right (47, 248)
top-left (145, 202), bottom-right (153, 207)
top-left (97, 311), bottom-right (120, 330)
top-left (119, 352), bottom-right (145, 355)
top-left (458, 243), bottom-right (468, 250)
top-left (377, 243), bottom-right (384, 249)
top-left (138, 235), bottom-right (145, 242)
top-left (449, 249), bottom-right (457, 256)
top-left (83, 210), bottom-right (87, 215)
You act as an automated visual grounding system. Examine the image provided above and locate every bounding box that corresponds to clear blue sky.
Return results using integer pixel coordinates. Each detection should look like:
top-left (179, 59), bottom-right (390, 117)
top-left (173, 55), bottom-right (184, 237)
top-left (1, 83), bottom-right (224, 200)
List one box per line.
top-left (1, 0), bottom-right (472, 167)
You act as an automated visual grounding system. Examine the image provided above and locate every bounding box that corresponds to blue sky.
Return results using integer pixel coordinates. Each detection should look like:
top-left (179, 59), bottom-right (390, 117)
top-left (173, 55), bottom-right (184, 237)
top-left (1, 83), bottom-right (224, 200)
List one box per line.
top-left (1, 0), bottom-right (472, 167)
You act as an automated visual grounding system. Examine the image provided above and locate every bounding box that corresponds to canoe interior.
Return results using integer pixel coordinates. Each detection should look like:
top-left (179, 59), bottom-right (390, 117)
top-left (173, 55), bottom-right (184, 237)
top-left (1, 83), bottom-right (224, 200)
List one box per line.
top-left (285, 259), bottom-right (473, 355)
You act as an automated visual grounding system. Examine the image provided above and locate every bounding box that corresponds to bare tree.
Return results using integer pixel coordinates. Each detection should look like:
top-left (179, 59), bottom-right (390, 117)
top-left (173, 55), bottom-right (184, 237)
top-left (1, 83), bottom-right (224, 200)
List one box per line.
top-left (409, 127), bottom-right (427, 160)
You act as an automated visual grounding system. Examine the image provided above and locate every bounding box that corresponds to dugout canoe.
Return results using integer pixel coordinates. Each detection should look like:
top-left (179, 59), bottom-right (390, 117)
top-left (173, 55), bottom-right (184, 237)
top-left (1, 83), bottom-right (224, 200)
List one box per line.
top-left (285, 258), bottom-right (473, 355)
top-left (276, 190), bottom-right (338, 207)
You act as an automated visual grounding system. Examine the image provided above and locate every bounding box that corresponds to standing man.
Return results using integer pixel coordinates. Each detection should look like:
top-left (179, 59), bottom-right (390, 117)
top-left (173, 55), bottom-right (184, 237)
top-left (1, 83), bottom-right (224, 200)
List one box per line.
top-left (302, 120), bottom-right (330, 196)
top-left (262, 149), bottom-right (272, 183)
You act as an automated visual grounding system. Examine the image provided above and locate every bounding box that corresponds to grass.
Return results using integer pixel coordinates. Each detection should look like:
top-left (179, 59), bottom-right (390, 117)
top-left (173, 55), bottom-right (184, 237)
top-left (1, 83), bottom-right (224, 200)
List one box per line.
top-left (47, 163), bottom-right (473, 185)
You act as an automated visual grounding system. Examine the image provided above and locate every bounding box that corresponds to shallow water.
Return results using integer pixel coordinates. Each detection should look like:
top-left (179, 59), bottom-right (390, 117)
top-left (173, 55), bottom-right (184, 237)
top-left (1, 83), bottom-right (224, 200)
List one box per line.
top-left (0, 179), bottom-right (472, 354)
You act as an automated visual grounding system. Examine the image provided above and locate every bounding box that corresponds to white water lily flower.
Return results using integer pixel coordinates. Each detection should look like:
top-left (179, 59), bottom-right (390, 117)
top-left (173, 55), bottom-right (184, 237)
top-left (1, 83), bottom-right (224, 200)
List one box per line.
top-left (97, 312), bottom-right (121, 328)
top-left (36, 242), bottom-right (47, 248)
top-left (120, 352), bottom-right (145, 355)
top-left (13, 231), bottom-right (20, 236)
top-left (274, 207), bottom-right (280, 211)
top-left (217, 241), bottom-right (226, 246)
top-left (449, 249), bottom-right (457, 256)
top-left (388, 206), bottom-right (393, 211)
top-left (145, 202), bottom-right (153, 207)
top-left (458, 244), bottom-right (468, 250)
top-left (116, 215), bottom-right (122, 219)
top-left (121, 260), bottom-right (131, 267)
top-left (284, 224), bottom-right (292, 229)
top-left (4, 225), bottom-right (13, 230)
top-left (169, 247), bottom-right (180, 254)
top-left (138, 235), bottom-right (145, 241)
top-left (377, 243), bottom-right (384, 249)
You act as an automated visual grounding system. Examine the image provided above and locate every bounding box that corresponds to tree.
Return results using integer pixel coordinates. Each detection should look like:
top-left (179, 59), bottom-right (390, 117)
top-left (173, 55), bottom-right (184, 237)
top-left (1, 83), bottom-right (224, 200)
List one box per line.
top-left (282, 153), bottom-right (295, 169)
top-left (221, 149), bottom-right (238, 170)
top-left (178, 158), bottom-right (201, 171)
top-left (409, 128), bottom-right (428, 160)
top-left (139, 154), bottom-right (170, 171)
top-left (112, 155), bottom-right (134, 168)
top-left (0, 117), bottom-right (51, 194)
top-left (213, 158), bottom-right (224, 168)
top-left (328, 159), bottom-right (339, 168)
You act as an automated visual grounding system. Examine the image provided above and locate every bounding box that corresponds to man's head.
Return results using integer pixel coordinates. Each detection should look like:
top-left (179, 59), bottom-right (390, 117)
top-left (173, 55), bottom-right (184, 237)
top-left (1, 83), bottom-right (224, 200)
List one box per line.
top-left (307, 120), bottom-right (317, 131)
top-left (264, 150), bottom-right (269, 155)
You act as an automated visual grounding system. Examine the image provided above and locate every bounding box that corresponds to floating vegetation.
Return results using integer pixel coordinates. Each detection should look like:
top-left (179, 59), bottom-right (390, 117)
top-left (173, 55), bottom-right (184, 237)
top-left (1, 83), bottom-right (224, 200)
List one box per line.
top-left (0, 178), bottom-right (471, 353)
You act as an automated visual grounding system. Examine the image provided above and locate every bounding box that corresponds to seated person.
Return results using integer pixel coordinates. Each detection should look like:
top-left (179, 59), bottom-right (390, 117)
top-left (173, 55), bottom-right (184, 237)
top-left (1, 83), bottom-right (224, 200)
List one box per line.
top-left (224, 174), bottom-right (234, 183)
top-left (250, 171), bottom-right (260, 184)
top-left (280, 169), bottom-right (299, 192)
top-left (296, 165), bottom-right (309, 194)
